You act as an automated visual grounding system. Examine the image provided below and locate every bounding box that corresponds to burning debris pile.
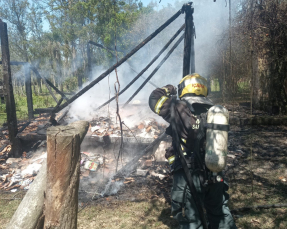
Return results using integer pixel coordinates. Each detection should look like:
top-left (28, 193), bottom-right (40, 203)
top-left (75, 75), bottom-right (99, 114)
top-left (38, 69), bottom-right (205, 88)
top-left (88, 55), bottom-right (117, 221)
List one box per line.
top-left (0, 105), bottom-right (171, 199)
top-left (88, 116), bottom-right (166, 139)
top-left (0, 146), bottom-right (46, 192)
top-left (66, 104), bottom-right (169, 144)
top-left (0, 142), bottom-right (170, 199)
top-left (78, 145), bottom-right (171, 201)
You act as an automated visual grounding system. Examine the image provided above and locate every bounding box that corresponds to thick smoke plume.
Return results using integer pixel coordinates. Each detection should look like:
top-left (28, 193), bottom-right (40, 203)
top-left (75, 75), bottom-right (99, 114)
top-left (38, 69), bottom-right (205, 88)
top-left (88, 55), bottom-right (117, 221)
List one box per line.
top-left (67, 0), bottom-right (229, 123)
top-left (73, 0), bottom-right (229, 198)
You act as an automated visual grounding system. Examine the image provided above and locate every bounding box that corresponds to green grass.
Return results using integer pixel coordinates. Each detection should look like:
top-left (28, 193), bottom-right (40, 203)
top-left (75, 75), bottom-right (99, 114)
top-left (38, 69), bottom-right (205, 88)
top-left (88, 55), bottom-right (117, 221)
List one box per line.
top-left (0, 87), bottom-right (62, 125)
top-left (77, 200), bottom-right (178, 229)
top-left (0, 191), bottom-right (26, 228)
top-left (237, 81), bottom-right (250, 93)
top-left (210, 79), bottom-right (220, 92)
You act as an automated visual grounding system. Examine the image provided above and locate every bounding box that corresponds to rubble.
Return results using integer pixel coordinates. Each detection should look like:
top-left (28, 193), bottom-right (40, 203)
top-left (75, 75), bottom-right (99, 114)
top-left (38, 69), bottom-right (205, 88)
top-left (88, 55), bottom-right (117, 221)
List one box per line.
top-left (82, 105), bottom-right (167, 141)
top-left (0, 105), bottom-right (171, 197)
top-left (136, 169), bottom-right (149, 176)
top-left (0, 149), bottom-right (46, 192)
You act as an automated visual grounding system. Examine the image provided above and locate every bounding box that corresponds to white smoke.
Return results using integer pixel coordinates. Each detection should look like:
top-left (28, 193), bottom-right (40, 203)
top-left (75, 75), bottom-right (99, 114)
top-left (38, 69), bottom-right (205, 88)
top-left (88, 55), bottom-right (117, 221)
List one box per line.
top-left (67, 0), bottom-right (229, 122)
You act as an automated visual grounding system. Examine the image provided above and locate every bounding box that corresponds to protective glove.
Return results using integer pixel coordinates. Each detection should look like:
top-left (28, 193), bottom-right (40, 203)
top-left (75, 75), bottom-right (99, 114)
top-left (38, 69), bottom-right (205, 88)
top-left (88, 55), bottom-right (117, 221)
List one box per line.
top-left (162, 85), bottom-right (177, 96)
top-left (165, 146), bottom-right (175, 159)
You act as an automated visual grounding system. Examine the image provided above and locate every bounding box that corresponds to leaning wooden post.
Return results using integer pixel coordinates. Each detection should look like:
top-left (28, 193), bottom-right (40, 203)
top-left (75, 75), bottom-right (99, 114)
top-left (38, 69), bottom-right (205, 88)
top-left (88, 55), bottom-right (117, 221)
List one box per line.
top-left (182, 2), bottom-right (195, 77)
top-left (44, 121), bottom-right (89, 229)
top-left (6, 159), bottom-right (47, 229)
top-left (25, 64), bottom-right (34, 120)
top-left (0, 19), bottom-right (21, 157)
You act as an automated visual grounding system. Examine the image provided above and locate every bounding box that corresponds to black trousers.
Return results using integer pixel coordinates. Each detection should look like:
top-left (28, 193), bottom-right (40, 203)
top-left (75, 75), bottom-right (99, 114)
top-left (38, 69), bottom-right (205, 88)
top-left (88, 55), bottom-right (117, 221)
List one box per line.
top-left (171, 169), bottom-right (237, 229)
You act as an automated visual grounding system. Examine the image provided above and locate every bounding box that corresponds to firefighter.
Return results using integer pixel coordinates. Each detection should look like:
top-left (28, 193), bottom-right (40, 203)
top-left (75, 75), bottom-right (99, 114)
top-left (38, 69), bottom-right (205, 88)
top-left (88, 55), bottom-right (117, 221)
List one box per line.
top-left (149, 73), bottom-right (237, 229)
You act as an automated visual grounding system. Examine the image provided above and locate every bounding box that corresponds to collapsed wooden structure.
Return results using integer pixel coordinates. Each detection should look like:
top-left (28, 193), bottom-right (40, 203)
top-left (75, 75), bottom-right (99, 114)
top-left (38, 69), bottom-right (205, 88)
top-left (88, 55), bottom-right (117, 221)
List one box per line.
top-left (0, 3), bottom-right (195, 158)
top-left (1, 3), bottom-right (196, 228)
top-left (2, 2), bottom-right (287, 228)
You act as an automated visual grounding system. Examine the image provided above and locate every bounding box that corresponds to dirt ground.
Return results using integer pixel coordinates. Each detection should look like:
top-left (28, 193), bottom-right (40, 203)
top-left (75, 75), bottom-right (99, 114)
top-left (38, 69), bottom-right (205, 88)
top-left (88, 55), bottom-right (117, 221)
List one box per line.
top-left (1, 101), bottom-right (287, 229)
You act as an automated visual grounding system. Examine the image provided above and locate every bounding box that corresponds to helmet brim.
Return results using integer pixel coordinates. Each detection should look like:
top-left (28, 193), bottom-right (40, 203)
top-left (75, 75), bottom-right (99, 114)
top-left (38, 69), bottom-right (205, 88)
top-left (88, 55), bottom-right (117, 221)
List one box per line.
top-left (182, 96), bottom-right (214, 106)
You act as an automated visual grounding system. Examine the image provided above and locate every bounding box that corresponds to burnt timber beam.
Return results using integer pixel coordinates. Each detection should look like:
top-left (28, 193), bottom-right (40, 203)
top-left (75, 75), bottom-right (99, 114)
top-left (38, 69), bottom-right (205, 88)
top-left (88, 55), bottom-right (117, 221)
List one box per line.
top-left (34, 108), bottom-right (54, 114)
top-left (0, 60), bottom-right (68, 101)
top-left (0, 61), bottom-right (26, 65)
top-left (124, 33), bottom-right (185, 106)
top-left (88, 40), bottom-right (159, 88)
top-left (50, 8), bottom-right (183, 116)
top-left (30, 66), bottom-right (58, 103)
top-left (96, 24), bottom-right (185, 111)
top-left (0, 20), bottom-right (22, 157)
top-left (114, 132), bottom-right (167, 177)
top-left (183, 2), bottom-right (195, 77)
top-left (30, 66), bottom-right (68, 101)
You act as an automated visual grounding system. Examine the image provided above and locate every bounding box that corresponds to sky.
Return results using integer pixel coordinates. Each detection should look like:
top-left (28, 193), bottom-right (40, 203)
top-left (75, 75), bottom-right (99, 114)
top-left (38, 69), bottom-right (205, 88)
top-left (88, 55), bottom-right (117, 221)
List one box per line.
top-left (141, 0), bottom-right (175, 6)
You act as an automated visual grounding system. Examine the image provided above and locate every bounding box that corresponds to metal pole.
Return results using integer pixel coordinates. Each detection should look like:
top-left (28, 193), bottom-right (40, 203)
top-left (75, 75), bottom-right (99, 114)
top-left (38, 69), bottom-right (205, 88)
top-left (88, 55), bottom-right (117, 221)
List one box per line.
top-left (183, 2), bottom-right (195, 77)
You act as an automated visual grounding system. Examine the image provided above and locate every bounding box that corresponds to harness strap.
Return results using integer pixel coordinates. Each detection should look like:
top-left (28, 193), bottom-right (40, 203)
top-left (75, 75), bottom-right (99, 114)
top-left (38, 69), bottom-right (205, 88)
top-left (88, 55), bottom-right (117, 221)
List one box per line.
top-left (170, 98), bottom-right (208, 229)
top-left (206, 123), bottom-right (230, 131)
top-left (181, 183), bottom-right (188, 217)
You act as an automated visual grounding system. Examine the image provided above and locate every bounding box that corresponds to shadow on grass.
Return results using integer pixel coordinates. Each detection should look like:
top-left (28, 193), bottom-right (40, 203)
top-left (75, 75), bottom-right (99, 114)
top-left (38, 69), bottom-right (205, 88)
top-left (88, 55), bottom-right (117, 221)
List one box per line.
top-left (158, 207), bottom-right (180, 229)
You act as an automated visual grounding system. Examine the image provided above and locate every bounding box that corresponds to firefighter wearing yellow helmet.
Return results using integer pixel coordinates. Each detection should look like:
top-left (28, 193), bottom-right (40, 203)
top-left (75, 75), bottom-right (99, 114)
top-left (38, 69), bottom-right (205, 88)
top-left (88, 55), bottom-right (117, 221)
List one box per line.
top-left (177, 73), bottom-right (213, 105)
top-left (148, 73), bottom-right (237, 229)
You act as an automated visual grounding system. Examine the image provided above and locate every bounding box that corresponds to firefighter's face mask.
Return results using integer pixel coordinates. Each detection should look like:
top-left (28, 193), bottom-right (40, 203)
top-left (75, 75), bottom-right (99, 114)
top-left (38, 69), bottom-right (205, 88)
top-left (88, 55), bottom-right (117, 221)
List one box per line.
top-left (178, 73), bottom-right (208, 98)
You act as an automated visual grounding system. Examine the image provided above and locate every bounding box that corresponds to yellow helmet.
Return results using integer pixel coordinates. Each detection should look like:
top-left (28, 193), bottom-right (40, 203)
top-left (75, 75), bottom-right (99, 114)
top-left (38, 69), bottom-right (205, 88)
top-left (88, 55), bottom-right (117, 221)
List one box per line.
top-left (178, 73), bottom-right (208, 98)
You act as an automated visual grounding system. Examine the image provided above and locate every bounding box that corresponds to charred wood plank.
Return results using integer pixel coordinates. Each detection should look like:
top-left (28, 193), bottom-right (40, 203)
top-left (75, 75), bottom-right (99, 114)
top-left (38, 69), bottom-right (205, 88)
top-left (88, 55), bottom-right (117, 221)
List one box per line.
top-left (115, 132), bottom-right (167, 177)
top-left (183, 2), bottom-right (195, 77)
top-left (96, 24), bottom-right (185, 111)
top-left (30, 66), bottom-right (68, 101)
top-left (17, 121), bottom-right (31, 134)
top-left (51, 9), bottom-right (183, 115)
top-left (89, 40), bottom-right (159, 88)
top-left (34, 108), bottom-right (54, 114)
top-left (0, 61), bottom-right (27, 65)
top-left (17, 133), bottom-right (47, 142)
top-left (30, 66), bottom-right (58, 103)
top-left (124, 33), bottom-right (184, 106)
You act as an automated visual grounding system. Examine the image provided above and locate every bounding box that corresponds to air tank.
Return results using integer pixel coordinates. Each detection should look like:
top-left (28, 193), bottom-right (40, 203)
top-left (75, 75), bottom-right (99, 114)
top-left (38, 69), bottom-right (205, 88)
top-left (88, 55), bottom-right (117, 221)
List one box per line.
top-left (205, 105), bottom-right (229, 173)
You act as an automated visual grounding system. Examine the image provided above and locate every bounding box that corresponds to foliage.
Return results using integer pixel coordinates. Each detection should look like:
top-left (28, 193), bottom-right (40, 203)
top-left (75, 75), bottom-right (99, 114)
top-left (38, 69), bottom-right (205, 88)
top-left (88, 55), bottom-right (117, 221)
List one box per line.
top-left (209, 0), bottom-right (287, 113)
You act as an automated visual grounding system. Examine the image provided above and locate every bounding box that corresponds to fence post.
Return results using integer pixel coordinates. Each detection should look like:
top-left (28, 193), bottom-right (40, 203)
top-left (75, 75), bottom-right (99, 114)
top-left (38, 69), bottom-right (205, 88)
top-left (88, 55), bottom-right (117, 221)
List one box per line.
top-left (25, 64), bottom-right (34, 119)
top-left (0, 19), bottom-right (21, 157)
top-left (183, 2), bottom-right (195, 77)
top-left (44, 121), bottom-right (89, 229)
